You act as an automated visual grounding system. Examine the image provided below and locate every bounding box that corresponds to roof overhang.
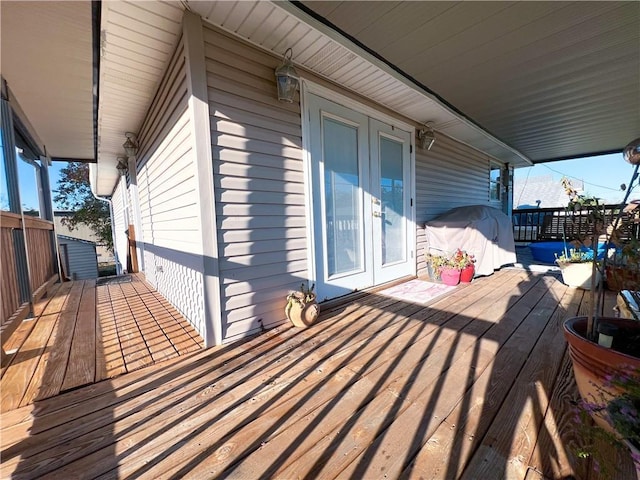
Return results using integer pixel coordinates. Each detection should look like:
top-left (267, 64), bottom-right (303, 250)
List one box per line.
top-left (0, 1), bottom-right (96, 162)
top-left (9, 2), bottom-right (634, 196)
top-left (93, 1), bottom-right (537, 196)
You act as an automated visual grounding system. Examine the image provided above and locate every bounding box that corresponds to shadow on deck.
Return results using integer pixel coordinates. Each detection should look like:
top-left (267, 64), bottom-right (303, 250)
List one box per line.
top-left (0, 268), bottom-right (637, 479)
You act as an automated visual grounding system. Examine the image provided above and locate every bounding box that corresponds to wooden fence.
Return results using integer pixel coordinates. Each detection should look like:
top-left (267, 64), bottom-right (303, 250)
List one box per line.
top-left (1, 212), bottom-right (58, 339)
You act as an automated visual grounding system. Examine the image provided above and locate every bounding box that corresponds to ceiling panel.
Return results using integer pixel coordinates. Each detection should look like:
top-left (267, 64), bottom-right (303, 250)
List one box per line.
top-left (299, 1), bottom-right (640, 162)
top-left (1, 1), bottom-right (94, 160)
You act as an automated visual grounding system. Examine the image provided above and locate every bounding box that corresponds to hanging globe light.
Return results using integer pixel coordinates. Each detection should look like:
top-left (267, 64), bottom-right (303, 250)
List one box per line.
top-left (623, 137), bottom-right (640, 165)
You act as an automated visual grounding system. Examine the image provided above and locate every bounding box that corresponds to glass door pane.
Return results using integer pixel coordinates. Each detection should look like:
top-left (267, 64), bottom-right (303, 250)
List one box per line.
top-left (380, 136), bottom-right (405, 264)
top-left (323, 117), bottom-right (362, 277)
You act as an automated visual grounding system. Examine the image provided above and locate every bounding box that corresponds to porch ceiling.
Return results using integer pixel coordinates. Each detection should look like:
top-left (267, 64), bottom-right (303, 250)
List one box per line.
top-left (0, 1), bottom-right (94, 161)
top-left (295, 1), bottom-right (640, 163)
top-left (3, 2), bottom-right (638, 195)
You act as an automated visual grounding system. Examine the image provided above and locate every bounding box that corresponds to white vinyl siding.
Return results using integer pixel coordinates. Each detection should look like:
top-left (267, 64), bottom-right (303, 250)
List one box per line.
top-left (135, 37), bottom-right (206, 337)
top-left (111, 178), bottom-right (128, 275)
top-left (203, 24), bottom-right (307, 342)
top-left (415, 134), bottom-right (502, 276)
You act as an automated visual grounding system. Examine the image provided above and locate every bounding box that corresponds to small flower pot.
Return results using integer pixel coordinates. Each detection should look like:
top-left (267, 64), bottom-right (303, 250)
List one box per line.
top-left (460, 264), bottom-right (475, 283)
top-left (440, 267), bottom-right (461, 286)
top-left (285, 292), bottom-right (320, 328)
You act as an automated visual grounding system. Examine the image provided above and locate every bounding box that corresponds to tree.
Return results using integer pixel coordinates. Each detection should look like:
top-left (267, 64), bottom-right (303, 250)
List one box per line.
top-left (54, 162), bottom-right (113, 251)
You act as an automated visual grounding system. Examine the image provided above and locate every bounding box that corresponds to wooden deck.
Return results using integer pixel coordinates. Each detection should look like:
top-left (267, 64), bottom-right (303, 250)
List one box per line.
top-left (1, 269), bottom-right (638, 479)
top-left (1, 275), bottom-right (202, 413)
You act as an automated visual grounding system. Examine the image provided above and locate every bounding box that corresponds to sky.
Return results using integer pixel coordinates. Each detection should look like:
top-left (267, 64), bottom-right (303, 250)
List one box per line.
top-left (7, 151), bottom-right (637, 212)
top-left (513, 152), bottom-right (636, 206)
top-left (9, 159), bottom-right (67, 211)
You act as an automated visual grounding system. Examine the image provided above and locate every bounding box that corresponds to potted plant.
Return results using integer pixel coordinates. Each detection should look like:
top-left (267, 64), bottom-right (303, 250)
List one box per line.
top-left (563, 137), bottom-right (640, 471)
top-left (425, 250), bottom-right (449, 282)
top-left (452, 248), bottom-right (476, 283)
top-left (555, 248), bottom-right (601, 290)
top-left (439, 259), bottom-right (461, 286)
top-left (285, 282), bottom-right (320, 328)
top-left (573, 366), bottom-right (640, 474)
top-left (605, 230), bottom-right (640, 292)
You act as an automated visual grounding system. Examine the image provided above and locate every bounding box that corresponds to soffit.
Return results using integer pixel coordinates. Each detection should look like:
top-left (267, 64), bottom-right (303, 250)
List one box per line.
top-left (188, 0), bottom-right (529, 166)
top-left (296, 1), bottom-right (640, 163)
top-left (0, 1), bottom-right (94, 160)
top-left (93, 0), bottom-right (184, 196)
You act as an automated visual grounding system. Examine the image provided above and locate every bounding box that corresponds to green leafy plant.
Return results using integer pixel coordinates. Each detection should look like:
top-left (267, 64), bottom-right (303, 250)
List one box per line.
top-left (574, 367), bottom-right (640, 475)
top-left (54, 162), bottom-right (113, 251)
top-left (450, 249), bottom-right (475, 270)
top-left (555, 248), bottom-right (594, 265)
top-left (286, 282), bottom-right (316, 307)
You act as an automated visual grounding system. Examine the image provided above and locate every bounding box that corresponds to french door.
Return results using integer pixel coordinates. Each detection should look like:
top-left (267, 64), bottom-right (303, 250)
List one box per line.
top-left (308, 94), bottom-right (413, 301)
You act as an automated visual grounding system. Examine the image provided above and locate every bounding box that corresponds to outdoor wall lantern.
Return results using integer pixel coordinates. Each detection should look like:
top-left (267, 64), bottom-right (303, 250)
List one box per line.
top-left (418, 122), bottom-right (436, 151)
top-left (624, 137), bottom-right (640, 165)
top-left (116, 157), bottom-right (128, 176)
top-left (123, 132), bottom-right (138, 157)
top-left (275, 48), bottom-right (299, 103)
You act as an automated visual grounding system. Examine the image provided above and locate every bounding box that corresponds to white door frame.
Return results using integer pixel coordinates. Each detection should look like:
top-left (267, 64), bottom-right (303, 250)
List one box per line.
top-left (301, 79), bottom-right (416, 301)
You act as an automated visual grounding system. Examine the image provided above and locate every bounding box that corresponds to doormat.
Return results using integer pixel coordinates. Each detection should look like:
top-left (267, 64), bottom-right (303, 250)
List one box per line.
top-left (378, 279), bottom-right (456, 305)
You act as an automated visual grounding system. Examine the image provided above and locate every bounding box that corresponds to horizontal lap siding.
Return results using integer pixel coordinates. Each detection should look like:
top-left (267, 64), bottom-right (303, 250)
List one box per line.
top-left (415, 135), bottom-right (496, 276)
top-left (135, 38), bottom-right (206, 337)
top-left (203, 25), bottom-right (307, 342)
top-left (111, 180), bottom-right (128, 275)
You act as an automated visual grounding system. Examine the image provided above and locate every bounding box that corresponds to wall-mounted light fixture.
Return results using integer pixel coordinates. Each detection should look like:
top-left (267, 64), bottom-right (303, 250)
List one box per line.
top-left (116, 157), bottom-right (128, 176)
top-left (123, 132), bottom-right (138, 157)
top-left (624, 137), bottom-right (640, 165)
top-left (418, 122), bottom-right (436, 151)
top-left (274, 48), bottom-right (299, 103)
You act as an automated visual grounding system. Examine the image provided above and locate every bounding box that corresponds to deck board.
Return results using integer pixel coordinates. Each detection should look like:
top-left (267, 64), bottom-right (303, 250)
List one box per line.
top-left (20, 281), bottom-right (84, 406)
top-left (96, 282), bottom-right (126, 380)
top-left (1, 270), bottom-right (636, 480)
top-left (0, 275), bottom-right (203, 416)
top-left (62, 280), bottom-right (97, 391)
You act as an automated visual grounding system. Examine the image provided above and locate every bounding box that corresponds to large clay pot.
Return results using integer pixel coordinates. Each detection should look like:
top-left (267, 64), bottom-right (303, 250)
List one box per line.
top-left (440, 267), bottom-right (461, 286)
top-left (285, 292), bottom-right (320, 328)
top-left (563, 316), bottom-right (640, 432)
top-left (460, 265), bottom-right (475, 283)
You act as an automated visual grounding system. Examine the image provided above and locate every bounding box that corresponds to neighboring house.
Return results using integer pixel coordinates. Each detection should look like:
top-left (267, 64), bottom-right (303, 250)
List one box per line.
top-left (54, 211), bottom-right (115, 264)
top-left (57, 235), bottom-right (98, 280)
top-left (513, 175), bottom-right (584, 209)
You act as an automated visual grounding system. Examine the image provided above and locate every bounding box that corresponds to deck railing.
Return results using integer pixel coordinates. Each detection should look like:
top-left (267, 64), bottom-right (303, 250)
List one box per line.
top-left (512, 204), bottom-right (639, 243)
top-left (1, 211), bottom-right (58, 338)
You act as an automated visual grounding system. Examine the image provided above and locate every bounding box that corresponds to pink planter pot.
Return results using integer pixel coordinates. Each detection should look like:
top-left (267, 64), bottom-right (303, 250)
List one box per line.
top-left (440, 268), bottom-right (461, 286)
top-left (460, 265), bottom-right (475, 283)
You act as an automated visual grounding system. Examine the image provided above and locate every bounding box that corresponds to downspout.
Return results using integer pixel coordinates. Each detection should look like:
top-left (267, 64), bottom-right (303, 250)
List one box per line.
top-left (91, 191), bottom-right (119, 276)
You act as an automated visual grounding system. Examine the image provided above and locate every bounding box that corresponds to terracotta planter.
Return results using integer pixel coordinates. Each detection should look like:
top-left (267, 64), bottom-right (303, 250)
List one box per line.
top-left (606, 265), bottom-right (640, 291)
top-left (440, 267), bottom-right (461, 286)
top-left (285, 292), bottom-right (320, 328)
top-left (563, 316), bottom-right (640, 432)
top-left (460, 264), bottom-right (475, 283)
top-left (558, 262), bottom-right (601, 290)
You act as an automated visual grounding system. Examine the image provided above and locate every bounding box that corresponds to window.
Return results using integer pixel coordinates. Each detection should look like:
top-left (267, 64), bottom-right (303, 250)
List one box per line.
top-left (490, 163), bottom-right (502, 201)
